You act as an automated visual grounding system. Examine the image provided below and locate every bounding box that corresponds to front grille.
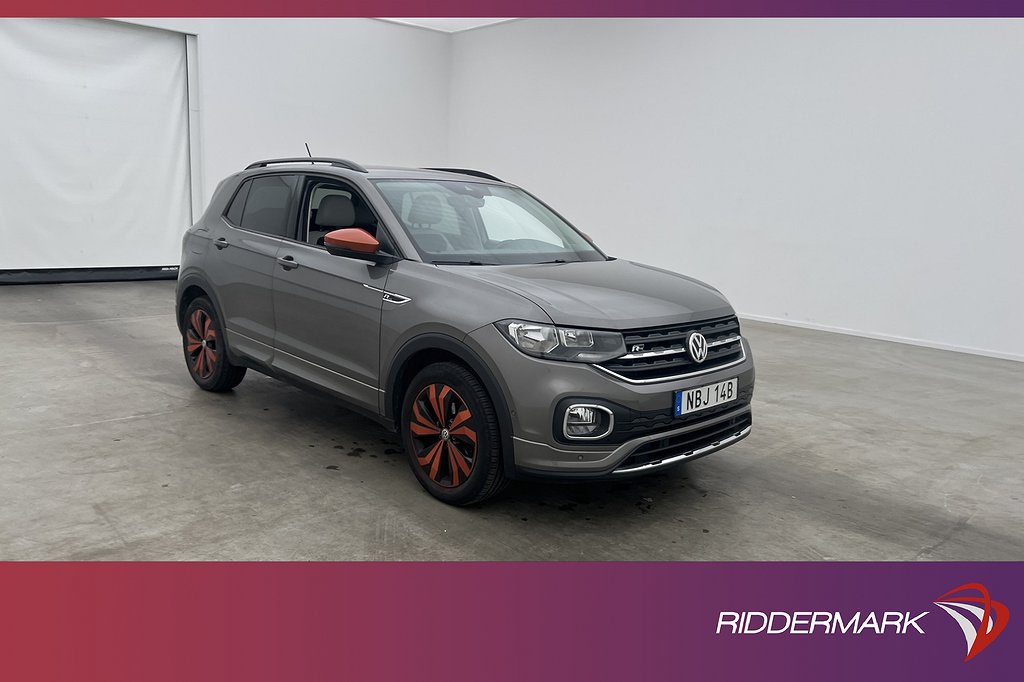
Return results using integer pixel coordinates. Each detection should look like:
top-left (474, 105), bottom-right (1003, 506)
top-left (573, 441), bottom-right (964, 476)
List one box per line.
top-left (605, 385), bottom-right (753, 444)
top-left (614, 411), bottom-right (752, 473)
top-left (599, 316), bottom-right (743, 382)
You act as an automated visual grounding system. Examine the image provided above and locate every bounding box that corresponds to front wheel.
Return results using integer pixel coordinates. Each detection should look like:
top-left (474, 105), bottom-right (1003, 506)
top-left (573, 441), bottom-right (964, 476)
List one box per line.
top-left (182, 296), bottom-right (246, 392)
top-left (400, 362), bottom-right (506, 506)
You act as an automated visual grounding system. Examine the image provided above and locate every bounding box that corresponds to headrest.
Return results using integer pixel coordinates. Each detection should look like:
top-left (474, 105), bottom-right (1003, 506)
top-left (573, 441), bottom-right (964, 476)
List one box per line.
top-left (407, 194), bottom-right (445, 226)
top-left (316, 195), bottom-right (355, 228)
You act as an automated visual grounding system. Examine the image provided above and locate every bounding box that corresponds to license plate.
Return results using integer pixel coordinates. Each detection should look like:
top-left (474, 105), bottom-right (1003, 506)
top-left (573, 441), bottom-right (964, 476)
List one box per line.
top-left (674, 378), bottom-right (738, 417)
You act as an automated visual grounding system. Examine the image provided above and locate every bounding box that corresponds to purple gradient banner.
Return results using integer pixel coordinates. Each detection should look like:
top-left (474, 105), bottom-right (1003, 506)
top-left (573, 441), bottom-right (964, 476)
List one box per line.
top-left (0, 562), bottom-right (1018, 680)
top-left (5, 1), bottom-right (1024, 17)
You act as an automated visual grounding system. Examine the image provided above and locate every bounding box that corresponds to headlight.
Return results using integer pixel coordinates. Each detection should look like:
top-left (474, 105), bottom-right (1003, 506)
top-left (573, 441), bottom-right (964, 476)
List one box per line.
top-left (496, 320), bottom-right (626, 363)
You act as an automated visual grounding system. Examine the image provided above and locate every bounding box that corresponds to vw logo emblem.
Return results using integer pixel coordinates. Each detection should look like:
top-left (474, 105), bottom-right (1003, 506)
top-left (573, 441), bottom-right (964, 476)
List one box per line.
top-left (688, 332), bottom-right (709, 363)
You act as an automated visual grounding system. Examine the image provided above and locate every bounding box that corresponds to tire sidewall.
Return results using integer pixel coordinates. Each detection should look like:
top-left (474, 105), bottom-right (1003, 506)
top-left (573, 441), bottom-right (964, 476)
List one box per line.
top-left (401, 363), bottom-right (501, 505)
top-left (182, 297), bottom-right (233, 390)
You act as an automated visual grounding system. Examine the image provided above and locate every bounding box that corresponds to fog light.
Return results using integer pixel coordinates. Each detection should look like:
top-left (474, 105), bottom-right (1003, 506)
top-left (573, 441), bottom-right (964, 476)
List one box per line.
top-left (563, 404), bottom-right (614, 440)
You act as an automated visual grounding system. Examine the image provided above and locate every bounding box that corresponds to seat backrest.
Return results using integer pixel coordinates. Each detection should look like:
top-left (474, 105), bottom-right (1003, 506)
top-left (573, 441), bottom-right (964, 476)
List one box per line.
top-left (310, 194), bottom-right (354, 246)
top-left (407, 193), bottom-right (444, 227)
top-left (412, 232), bottom-right (449, 253)
top-left (316, 194), bottom-right (356, 228)
top-left (309, 193), bottom-right (380, 246)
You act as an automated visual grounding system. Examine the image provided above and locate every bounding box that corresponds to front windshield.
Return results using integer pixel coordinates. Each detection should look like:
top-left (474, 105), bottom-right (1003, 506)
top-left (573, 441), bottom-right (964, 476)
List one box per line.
top-left (373, 179), bottom-right (606, 265)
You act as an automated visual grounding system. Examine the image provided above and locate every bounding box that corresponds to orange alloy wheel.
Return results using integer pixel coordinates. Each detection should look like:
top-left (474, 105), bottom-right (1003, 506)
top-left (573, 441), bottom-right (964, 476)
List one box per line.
top-left (408, 383), bottom-right (478, 488)
top-left (186, 309), bottom-right (219, 380)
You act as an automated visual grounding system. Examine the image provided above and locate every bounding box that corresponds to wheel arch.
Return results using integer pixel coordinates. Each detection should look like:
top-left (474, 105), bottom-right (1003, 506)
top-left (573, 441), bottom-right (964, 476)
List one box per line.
top-left (386, 334), bottom-right (519, 479)
top-left (176, 273), bottom-right (220, 327)
top-left (175, 273), bottom-right (243, 365)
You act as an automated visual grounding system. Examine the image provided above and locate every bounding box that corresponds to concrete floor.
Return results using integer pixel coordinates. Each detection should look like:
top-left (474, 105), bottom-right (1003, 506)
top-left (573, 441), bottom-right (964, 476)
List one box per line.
top-left (0, 280), bottom-right (1021, 560)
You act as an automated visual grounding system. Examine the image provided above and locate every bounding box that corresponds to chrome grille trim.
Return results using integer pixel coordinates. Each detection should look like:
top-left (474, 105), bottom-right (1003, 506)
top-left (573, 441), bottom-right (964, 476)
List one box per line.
top-left (617, 334), bottom-right (741, 360)
top-left (598, 314), bottom-right (744, 382)
top-left (596, 343), bottom-right (747, 384)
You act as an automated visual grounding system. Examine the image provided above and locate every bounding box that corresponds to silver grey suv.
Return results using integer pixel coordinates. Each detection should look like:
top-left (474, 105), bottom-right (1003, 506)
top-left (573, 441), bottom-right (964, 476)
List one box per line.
top-left (176, 157), bottom-right (755, 505)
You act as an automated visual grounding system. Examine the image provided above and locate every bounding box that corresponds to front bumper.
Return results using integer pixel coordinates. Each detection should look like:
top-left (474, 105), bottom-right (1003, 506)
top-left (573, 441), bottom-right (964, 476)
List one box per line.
top-left (464, 325), bottom-right (755, 478)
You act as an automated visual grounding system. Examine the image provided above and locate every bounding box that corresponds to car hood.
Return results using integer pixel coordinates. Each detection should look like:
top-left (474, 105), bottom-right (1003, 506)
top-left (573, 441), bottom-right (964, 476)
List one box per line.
top-left (441, 259), bottom-right (734, 330)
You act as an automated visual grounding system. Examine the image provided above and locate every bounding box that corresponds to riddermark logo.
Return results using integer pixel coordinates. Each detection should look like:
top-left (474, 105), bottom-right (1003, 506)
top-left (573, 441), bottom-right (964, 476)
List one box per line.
top-left (716, 582), bottom-right (1010, 663)
top-left (933, 583), bottom-right (1010, 662)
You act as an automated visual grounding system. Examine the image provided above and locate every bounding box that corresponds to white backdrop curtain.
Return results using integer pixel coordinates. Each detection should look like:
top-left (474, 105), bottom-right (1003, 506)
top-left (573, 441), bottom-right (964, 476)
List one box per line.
top-left (0, 18), bottom-right (191, 270)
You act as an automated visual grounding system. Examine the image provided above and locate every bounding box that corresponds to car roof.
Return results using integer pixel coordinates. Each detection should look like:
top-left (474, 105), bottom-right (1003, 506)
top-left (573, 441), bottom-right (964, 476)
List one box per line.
top-left (237, 158), bottom-right (511, 186)
top-left (365, 166), bottom-right (507, 184)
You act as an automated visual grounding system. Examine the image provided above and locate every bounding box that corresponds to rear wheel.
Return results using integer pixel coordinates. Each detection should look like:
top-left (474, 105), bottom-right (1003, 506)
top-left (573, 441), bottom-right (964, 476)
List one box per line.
top-left (182, 296), bottom-right (246, 392)
top-left (401, 362), bottom-right (506, 506)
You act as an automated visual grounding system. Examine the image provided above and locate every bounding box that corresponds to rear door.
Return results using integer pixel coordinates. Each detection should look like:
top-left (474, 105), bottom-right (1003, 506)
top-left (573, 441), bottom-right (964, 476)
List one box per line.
top-left (208, 174), bottom-right (300, 364)
top-left (270, 176), bottom-right (394, 412)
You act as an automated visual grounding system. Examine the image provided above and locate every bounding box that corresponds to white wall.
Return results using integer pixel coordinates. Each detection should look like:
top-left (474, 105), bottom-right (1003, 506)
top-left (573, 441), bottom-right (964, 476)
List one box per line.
top-left (120, 18), bottom-right (451, 207)
top-left (449, 19), bottom-right (1024, 360)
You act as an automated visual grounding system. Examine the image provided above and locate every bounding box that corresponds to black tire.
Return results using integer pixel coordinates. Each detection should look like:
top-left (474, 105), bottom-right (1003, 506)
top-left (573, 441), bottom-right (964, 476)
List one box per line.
top-left (182, 296), bottom-right (246, 392)
top-left (400, 361), bottom-right (507, 506)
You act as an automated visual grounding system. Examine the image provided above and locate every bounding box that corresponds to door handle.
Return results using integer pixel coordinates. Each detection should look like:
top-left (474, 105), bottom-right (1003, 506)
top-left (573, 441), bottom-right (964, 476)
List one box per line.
top-left (213, 237), bottom-right (229, 250)
top-left (277, 255), bottom-right (299, 271)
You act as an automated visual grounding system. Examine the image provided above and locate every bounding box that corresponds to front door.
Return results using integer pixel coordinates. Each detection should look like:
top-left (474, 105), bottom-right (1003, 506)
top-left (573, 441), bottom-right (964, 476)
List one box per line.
top-left (270, 177), bottom-right (394, 411)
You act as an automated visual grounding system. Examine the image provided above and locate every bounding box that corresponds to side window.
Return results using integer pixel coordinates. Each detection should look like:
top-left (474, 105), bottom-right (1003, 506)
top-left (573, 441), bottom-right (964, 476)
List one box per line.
top-left (224, 180), bottom-right (251, 226)
top-left (238, 175), bottom-right (298, 238)
top-left (303, 179), bottom-right (387, 251)
top-left (306, 185), bottom-right (353, 246)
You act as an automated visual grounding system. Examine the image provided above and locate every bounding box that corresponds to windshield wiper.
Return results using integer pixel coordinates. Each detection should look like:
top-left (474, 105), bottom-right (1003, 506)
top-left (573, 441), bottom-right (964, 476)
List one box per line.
top-left (431, 259), bottom-right (498, 266)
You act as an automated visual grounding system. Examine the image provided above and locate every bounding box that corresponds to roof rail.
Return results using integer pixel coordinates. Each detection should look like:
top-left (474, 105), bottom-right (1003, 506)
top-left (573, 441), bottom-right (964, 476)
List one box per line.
top-left (423, 167), bottom-right (503, 182)
top-left (245, 157), bottom-right (368, 173)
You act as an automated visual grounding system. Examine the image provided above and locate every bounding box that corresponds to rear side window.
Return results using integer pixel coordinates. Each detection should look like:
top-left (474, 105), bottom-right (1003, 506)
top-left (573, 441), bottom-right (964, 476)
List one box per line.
top-left (224, 181), bottom-right (250, 226)
top-left (226, 175), bottom-right (299, 238)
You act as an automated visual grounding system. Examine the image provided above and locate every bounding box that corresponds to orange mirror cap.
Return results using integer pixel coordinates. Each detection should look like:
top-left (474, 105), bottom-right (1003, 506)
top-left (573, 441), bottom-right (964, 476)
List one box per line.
top-left (324, 228), bottom-right (379, 254)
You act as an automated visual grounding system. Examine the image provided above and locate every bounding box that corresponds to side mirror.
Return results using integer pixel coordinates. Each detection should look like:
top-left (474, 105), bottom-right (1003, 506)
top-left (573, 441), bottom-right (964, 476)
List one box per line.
top-left (323, 228), bottom-right (396, 264)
